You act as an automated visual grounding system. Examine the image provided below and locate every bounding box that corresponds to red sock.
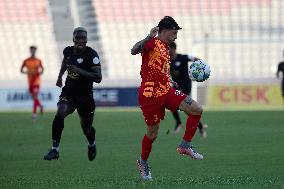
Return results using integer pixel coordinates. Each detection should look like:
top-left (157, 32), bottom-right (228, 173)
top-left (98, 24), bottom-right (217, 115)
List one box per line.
top-left (35, 99), bottom-right (41, 107)
top-left (33, 99), bottom-right (41, 113)
top-left (183, 114), bottom-right (201, 142)
top-left (33, 99), bottom-right (37, 114)
top-left (141, 135), bottom-right (153, 161)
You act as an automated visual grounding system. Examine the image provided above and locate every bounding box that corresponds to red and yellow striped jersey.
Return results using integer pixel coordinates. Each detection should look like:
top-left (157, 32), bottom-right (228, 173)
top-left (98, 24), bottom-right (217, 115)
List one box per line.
top-left (140, 37), bottom-right (171, 97)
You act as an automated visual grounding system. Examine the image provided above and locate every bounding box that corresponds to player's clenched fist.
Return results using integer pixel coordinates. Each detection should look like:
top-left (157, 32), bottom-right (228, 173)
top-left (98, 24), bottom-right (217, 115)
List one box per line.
top-left (149, 26), bottom-right (159, 37)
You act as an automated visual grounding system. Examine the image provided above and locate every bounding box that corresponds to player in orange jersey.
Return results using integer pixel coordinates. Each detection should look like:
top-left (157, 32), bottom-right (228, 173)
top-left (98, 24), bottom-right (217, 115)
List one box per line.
top-left (131, 16), bottom-right (204, 180)
top-left (21, 46), bottom-right (44, 120)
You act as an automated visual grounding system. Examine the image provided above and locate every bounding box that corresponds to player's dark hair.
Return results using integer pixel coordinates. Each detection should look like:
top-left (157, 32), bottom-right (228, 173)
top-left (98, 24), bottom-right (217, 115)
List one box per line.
top-left (30, 45), bottom-right (37, 50)
top-left (73, 27), bottom-right (87, 35)
top-left (158, 16), bottom-right (181, 32)
top-left (73, 27), bottom-right (88, 43)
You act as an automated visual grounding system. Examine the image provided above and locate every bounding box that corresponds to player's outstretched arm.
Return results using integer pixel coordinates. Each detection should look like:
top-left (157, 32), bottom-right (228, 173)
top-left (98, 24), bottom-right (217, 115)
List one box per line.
top-left (68, 65), bottom-right (102, 83)
top-left (276, 64), bottom-right (280, 78)
top-left (20, 62), bottom-right (26, 74)
top-left (130, 36), bottom-right (151, 55)
top-left (130, 27), bottom-right (159, 55)
top-left (39, 61), bottom-right (44, 75)
top-left (56, 58), bottom-right (68, 87)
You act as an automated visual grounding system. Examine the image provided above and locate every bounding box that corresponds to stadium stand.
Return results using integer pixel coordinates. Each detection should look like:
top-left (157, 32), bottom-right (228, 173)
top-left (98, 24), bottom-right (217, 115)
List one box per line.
top-left (0, 0), bottom-right (59, 87)
top-left (0, 0), bottom-right (284, 103)
top-left (1, 0), bottom-right (283, 86)
top-left (92, 0), bottom-right (284, 83)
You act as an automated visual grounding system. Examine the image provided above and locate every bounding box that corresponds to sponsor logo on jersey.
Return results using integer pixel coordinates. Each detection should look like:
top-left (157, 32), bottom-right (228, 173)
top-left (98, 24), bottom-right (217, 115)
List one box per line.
top-left (93, 57), bottom-right (100, 64)
top-left (175, 61), bottom-right (181, 67)
top-left (77, 58), bottom-right (83, 64)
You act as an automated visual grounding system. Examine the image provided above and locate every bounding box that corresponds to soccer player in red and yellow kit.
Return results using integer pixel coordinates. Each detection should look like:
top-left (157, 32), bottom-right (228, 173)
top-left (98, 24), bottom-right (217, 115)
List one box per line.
top-left (21, 46), bottom-right (44, 120)
top-left (131, 16), bottom-right (204, 180)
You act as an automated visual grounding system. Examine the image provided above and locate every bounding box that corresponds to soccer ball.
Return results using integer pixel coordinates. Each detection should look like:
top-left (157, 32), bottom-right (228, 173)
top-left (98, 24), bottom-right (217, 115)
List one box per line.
top-left (188, 60), bottom-right (211, 82)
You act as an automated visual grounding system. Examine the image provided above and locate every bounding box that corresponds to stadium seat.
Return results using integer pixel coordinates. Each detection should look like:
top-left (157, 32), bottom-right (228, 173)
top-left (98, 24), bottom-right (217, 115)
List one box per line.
top-left (0, 0), bottom-right (59, 86)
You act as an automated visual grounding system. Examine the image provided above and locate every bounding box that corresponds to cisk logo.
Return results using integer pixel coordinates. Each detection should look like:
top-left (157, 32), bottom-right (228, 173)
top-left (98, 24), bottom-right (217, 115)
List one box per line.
top-left (219, 86), bottom-right (269, 104)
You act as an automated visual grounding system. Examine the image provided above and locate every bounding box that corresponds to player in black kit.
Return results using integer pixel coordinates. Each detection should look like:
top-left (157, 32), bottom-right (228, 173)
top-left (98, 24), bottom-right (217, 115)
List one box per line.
top-left (277, 51), bottom-right (284, 106)
top-left (169, 42), bottom-right (207, 137)
top-left (44, 27), bottom-right (102, 161)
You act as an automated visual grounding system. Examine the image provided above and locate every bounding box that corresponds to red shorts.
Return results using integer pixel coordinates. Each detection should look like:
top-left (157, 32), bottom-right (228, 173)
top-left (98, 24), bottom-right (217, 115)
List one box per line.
top-left (138, 87), bottom-right (187, 126)
top-left (29, 85), bottom-right (40, 95)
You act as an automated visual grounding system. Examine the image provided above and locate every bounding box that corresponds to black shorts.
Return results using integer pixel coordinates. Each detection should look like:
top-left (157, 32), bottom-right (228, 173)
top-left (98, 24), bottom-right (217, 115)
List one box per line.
top-left (58, 87), bottom-right (96, 116)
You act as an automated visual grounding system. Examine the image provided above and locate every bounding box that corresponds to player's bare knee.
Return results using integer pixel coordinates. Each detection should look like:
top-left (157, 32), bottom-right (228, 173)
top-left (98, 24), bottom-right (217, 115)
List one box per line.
top-left (148, 133), bottom-right (158, 141)
top-left (189, 100), bottom-right (203, 114)
top-left (195, 103), bottom-right (203, 114)
top-left (151, 136), bottom-right (158, 142)
top-left (197, 106), bottom-right (203, 115)
top-left (147, 129), bottom-right (158, 140)
top-left (147, 130), bottom-right (158, 139)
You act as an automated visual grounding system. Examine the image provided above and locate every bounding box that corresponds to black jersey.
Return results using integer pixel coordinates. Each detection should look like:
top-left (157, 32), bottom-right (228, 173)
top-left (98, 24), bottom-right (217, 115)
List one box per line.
top-left (277, 61), bottom-right (284, 79)
top-left (63, 46), bottom-right (100, 94)
top-left (170, 54), bottom-right (194, 94)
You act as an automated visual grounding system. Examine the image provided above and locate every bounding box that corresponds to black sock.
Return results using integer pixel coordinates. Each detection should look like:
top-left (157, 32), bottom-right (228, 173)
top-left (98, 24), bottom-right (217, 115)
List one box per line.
top-left (52, 140), bottom-right (59, 148)
top-left (172, 110), bottom-right (181, 128)
top-left (198, 122), bottom-right (203, 133)
top-left (84, 127), bottom-right (96, 145)
top-left (80, 116), bottom-right (96, 145)
top-left (52, 115), bottom-right (64, 144)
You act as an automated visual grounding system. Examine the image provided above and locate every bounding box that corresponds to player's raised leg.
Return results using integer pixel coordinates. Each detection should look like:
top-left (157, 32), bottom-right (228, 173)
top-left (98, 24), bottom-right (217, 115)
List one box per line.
top-left (177, 96), bottom-right (204, 160)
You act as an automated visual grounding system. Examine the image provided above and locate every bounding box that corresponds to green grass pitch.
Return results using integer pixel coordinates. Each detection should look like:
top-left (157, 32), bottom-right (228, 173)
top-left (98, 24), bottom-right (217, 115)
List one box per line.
top-left (0, 110), bottom-right (283, 189)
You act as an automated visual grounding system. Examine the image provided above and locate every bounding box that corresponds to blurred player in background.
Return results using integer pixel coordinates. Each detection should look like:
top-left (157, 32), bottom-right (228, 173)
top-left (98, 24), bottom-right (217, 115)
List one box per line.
top-left (43, 27), bottom-right (102, 161)
top-left (276, 50), bottom-right (284, 105)
top-left (169, 42), bottom-right (208, 137)
top-left (131, 16), bottom-right (204, 180)
top-left (20, 46), bottom-right (44, 120)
